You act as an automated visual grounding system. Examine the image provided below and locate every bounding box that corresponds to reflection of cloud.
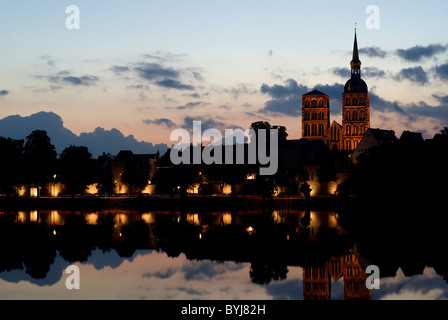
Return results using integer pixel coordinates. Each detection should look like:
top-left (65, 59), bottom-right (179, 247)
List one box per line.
top-left (381, 288), bottom-right (444, 300)
top-left (143, 268), bottom-right (176, 279)
top-left (266, 277), bottom-right (302, 300)
top-left (182, 260), bottom-right (244, 281)
top-left (375, 267), bottom-right (448, 300)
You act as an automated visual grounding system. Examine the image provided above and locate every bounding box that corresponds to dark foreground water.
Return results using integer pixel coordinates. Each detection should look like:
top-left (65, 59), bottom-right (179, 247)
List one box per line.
top-left (1, 208), bottom-right (447, 300)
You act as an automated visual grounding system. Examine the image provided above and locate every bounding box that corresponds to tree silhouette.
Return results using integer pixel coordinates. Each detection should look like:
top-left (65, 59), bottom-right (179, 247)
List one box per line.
top-left (317, 157), bottom-right (338, 195)
top-left (23, 130), bottom-right (57, 198)
top-left (0, 137), bottom-right (24, 196)
top-left (249, 263), bottom-right (288, 285)
top-left (59, 145), bottom-right (95, 197)
top-left (96, 164), bottom-right (116, 197)
top-left (121, 158), bottom-right (150, 195)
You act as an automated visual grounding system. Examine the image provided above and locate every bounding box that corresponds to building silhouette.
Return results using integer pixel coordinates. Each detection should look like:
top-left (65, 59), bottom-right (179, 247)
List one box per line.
top-left (302, 30), bottom-right (370, 151)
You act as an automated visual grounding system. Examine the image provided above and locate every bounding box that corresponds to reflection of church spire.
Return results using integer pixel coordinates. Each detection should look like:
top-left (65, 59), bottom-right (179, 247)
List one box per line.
top-left (350, 29), bottom-right (362, 78)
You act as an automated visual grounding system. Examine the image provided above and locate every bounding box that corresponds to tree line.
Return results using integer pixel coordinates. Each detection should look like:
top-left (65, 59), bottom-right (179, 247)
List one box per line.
top-left (0, 130), bottom-right (95, 197)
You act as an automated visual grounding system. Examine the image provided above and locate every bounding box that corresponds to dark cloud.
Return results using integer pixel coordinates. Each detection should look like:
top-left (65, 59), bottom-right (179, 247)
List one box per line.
top-left (0, 90), bottom-right (9, 96)
top-left (406, 102), bottom-right (448, 121)
top-left (260, 78), bottom-right (301, 99)
top-left (433, 94), bottom-right (448, 104)
top-left (216, 83), bottom-right (257, 98)
top-left (359, 46), bottom-right (387, 58)
top-left (259, 79), bottom-right (303, 116)
top-left (111, 57), bottom-right (203, 92)
top-left (173, 101), bottom-right (204, 110)
top-left (332, 67), bottom-right (350, 78)
top-left (110, 65), bottom-right (131, 74)
top-left (396, 44), bottom-right (447, 62)
top-left (363, 67), bottom-right (386, 78)
top-left (333, 67), bottom-right (385, 79)
top-left (134, 62), bottom-right (179, 81)
top-left (395, 66), bottom-right (429, 85)
top-left (186, 93), bottom-right (201, 99)
top-left (142, 118), bottom-right (177, 129)
top-left (61, 75), bottom-right (99, 86)
top-left (370, 91), bottom-right (448, 126)
top-left (155, 79), bottom-right (195, 90)
top-left (142, 51), bottom-right (188, 62)
top-left (35, 71), bottom-right (99, 87)
top-left (259, 79), bottom-right (345, 117)
top-left (142, 268), bottom-right (176, 279)
top-left (369, 92), bottom-right (407, 115)
top-left (183, 116), bottom-right (227, 131)
top-left (0, 111), bottom-right (168, 157)
top-left (434, 63), bottom-right (448, 81)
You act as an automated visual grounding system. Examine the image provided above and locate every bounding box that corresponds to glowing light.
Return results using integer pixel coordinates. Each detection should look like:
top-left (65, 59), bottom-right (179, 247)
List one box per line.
top-left (246, 173), bottom-right (256, 180)
top-left (187, 213), bottom-right (200, 225)
top-left (199, 233), bottom-right (202, 240)
top-left (30, 210), bottom-right (38, 222)
top-left (51, 211), bottom-right (62, 225)
top-left (85, 213), bottom-right (98, 225)
top-left (222, 184), bottom-right (231, 195)
top-left (86, 184), bottom-right (99, 195)
top-left (30, 188), bottom-right (38, 197)
top-left (246, 226), bottom-right (254, 234)
top-left (141, 213), bottom-right (156, 224)
top-left (53, 230), bottom-right (57, 235)
top-left (187, 183), bottom-right (200, 194)
top-left (222, 213), bottom-right (232, 225)
top-left (50, 183), bottom-right (61, 197)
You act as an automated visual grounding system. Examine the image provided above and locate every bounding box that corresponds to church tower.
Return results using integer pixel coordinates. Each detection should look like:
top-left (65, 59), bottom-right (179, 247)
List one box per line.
top-left (301, 89), bottom-right (330, 141)
top-left (341, 30), bottom-right (370, 150)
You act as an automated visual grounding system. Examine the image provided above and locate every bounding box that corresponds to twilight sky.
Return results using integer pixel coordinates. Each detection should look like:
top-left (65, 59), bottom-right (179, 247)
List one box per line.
top-left (1, 0), bottom-right (448, 146)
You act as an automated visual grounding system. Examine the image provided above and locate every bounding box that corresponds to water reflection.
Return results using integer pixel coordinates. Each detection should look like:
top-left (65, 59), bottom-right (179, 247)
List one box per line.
top-left (0, 209), bottom-right (447, 300)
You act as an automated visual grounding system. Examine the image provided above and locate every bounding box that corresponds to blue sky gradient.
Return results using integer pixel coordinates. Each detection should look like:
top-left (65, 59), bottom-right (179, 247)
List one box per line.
top-left (1, 0), bottom-right (447, 145)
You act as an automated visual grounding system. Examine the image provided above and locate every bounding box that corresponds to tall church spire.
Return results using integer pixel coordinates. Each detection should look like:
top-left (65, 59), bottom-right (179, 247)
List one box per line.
top-left (350, 29), bottom-right (361, 77)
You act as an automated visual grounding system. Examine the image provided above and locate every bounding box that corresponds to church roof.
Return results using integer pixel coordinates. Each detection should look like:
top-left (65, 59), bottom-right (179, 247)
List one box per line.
top-left (303, 89), bottom-right (327, 96)
top-left (350, 30), bottom-right (361, 69)
top-left (344, 77), bottom-right (368, 93)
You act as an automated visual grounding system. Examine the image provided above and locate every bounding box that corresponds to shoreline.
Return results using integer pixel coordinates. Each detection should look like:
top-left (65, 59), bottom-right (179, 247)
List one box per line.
top-left (0, 195), bottom-right (346, 211)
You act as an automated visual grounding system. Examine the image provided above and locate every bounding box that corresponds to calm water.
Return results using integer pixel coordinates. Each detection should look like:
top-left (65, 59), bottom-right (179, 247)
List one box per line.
top-left (1, 208), bottom-right (447, 300)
